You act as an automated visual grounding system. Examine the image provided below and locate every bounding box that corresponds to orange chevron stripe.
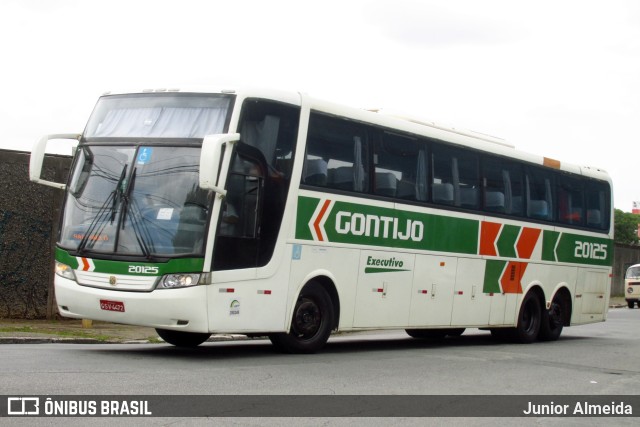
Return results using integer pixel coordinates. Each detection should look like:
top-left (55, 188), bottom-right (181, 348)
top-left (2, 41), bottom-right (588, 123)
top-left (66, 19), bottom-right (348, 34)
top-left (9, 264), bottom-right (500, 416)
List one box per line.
top-left (313, 199), bottom-right (332, 241)
top-left (516, 227), bottom-right (541, 259)
top-left (480, 221), bottom-right (501, 256)
top-left (500, 261), bottom-right (527, 294)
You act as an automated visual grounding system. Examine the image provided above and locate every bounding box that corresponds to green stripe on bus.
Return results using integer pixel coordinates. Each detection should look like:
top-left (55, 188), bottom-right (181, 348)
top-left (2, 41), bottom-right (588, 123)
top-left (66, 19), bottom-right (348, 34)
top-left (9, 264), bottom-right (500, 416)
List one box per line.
top-left (541, 230), bottom-right (611, 266)
top-left (296, 196), bottom-right (613, 267)
top-left (542, 230), bottom-right (561, 262)
top-left (296, 196), bottom-right (319, 241)
top-left (296, 196), bottom-right (478, 254)
top-left (365, 267), bottom-right (410, 274)
top-left (496, 225), bottom-right (519, 258)
top-left (483, 260), bottom-right (505, 293)
top-left (55, 248), bottom-right (205, 275)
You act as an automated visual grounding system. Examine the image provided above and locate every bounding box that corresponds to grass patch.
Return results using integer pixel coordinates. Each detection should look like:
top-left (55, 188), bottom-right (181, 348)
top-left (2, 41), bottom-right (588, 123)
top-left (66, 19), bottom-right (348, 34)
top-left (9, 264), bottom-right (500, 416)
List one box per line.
top-left (0, 326), bottom-right (114, 341)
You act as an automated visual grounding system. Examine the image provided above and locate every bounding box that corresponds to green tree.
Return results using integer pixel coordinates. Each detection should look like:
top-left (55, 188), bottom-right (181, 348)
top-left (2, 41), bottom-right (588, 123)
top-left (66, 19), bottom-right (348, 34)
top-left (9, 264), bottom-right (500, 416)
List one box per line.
top-left (614, 209), bottom-right (640, 245)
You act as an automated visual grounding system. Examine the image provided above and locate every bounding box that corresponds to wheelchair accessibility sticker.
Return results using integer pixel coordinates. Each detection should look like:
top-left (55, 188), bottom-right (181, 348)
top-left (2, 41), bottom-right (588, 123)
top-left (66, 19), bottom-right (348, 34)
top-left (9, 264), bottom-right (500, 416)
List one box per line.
top-left (137, 147), bottom-right (153, 165)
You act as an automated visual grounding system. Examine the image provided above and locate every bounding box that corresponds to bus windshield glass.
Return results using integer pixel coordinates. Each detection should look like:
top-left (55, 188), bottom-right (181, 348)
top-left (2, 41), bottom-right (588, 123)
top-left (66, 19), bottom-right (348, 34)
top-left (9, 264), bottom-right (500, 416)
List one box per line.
top-left (84, 93), bottom-right (233, 139)
top-left (60, 145), bottom-right (211, 258)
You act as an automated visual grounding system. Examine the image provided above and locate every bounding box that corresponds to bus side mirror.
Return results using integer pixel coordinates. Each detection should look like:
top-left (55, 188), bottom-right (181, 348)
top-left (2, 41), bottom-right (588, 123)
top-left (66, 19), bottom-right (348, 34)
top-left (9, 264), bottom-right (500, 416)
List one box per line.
top-left (199, 133), bottom-right (240, 196)
top-left (30, 134), bottom-right (81, 190)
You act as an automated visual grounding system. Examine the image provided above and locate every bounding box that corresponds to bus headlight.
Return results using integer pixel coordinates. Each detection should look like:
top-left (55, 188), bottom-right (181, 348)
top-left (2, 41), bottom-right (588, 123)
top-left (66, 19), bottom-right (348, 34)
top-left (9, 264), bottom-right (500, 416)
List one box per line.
top-left (158, 273), bottom-right (203, 289)
top-left (55, 261), bottom-right (76, 280)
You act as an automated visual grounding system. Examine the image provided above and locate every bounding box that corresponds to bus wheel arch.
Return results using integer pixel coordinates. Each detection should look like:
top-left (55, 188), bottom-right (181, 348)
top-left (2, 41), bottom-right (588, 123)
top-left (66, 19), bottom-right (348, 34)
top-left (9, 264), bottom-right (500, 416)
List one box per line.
top-left (309, 275), bottom-right (340, 331)
top-left (269, 277), bottom-right (338, 353)
top-left (539, 286), bottom-right (572, 341)
top-left (492, 285), bottom-right (544, 344)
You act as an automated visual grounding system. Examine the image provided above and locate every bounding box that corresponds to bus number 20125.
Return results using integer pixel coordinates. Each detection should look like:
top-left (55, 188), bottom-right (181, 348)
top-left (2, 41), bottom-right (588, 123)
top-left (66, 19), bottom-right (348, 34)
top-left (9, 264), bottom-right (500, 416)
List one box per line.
top-left (574, 241), bottom-right (608, 260)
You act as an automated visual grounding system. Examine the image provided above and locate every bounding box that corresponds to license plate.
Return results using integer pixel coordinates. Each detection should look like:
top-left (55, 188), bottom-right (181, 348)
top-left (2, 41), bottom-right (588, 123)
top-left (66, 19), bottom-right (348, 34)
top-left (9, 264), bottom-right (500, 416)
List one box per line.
top-left (100, 299), bottom-right (125, 312)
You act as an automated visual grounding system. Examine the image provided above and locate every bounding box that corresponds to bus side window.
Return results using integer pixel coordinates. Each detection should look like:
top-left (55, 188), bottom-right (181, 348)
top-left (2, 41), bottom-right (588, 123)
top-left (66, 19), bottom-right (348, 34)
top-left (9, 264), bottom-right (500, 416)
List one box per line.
top-left (526, 167), bottom-right (554, 221)
top-left (482, 157), bottom-right (524, 216)
top-left (432, 144), bottom-right (454, 205)
top-left (432, 144), bottom-right (478, 208)
top-left (373, 131), bottom-right (420, 200)
top-left (585, 181), bottom-right (610, 230)
top-left (305, 113), bottom-right (369, 194)
top-left (557, 175), bottom-right (584, 225)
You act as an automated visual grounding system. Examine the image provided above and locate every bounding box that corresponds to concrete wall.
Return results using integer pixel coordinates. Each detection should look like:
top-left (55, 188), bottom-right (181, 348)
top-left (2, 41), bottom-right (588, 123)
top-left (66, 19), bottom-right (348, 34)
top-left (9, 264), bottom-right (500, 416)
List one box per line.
top-left (0, 148), bottom-right (639, 318)
top-left (0, 149), bottom-right (70, 318)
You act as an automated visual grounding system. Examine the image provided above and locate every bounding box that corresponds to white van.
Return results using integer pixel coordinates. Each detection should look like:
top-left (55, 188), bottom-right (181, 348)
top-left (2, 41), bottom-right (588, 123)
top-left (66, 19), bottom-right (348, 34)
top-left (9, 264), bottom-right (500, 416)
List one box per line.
top-left (625, 264), bottom-right (640, 308)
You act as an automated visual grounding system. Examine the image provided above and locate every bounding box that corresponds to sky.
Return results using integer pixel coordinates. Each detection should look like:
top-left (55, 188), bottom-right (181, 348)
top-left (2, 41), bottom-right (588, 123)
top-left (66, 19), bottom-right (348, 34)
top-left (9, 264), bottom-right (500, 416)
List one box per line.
top-left (1, 0), bottom-right (638, 211)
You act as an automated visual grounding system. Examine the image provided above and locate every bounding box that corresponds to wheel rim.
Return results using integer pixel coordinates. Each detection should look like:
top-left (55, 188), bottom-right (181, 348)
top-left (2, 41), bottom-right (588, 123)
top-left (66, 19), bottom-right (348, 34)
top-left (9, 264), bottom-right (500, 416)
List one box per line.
top-left (292, 297), bottom-right (322, 339)
top-left (548, 301), bottom-right (563, 328)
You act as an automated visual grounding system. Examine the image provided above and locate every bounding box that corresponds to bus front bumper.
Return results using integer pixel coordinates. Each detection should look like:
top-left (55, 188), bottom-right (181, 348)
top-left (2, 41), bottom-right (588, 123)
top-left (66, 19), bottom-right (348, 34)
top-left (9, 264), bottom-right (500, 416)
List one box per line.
top-left (54, 276), bottom-right (209, 332)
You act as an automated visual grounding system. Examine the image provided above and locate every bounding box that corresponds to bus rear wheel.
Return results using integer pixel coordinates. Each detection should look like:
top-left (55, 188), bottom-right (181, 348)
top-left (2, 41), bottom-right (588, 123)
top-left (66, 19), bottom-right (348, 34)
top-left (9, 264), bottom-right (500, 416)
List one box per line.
top-left (539, 293), bottom-right (568, 341)
top-left (269, 282), bottom-right (334, 354)
top-left (155, 329), bottom-right (211, 347)
top-left (490, 291), bottom-right (541, 343)
top-left (513, 291), bottom-right (542, 343)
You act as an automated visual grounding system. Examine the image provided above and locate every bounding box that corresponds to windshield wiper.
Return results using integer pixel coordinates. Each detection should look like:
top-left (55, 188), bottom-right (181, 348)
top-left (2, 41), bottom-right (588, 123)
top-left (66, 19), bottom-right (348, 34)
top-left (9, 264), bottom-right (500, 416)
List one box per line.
top-left (120, 167), bottom-right (136, 229)
top-left (77, 164), bottom-right (128, 254)
top-left (117, 167), bottom-right (156, 261)
top-left (129, 199), bottom-right (156, 260)
top-left (77, 192), bottom-right (115, 254)
top-left (110, 165), bottom-right (128, 222)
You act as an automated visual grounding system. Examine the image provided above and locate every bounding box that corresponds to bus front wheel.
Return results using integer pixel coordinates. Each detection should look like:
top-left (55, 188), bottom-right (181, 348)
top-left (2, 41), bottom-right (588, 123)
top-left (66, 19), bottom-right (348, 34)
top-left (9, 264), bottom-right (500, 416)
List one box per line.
top-left (269, 282), bottom-right (334, 354)
top-left (155, 329), bottom-right (211, 347)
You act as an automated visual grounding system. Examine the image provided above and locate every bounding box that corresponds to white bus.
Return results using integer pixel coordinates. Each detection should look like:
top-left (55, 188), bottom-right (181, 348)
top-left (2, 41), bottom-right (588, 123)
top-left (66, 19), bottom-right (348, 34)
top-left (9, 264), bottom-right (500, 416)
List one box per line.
top-left (30, 88), bottom-right (613, 353)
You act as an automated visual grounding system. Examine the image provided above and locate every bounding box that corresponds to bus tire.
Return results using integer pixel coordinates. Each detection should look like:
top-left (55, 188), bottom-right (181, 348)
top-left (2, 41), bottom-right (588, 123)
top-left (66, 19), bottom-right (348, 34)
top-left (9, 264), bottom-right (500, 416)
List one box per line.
top-left (628, 301), bottom-right (636, 309)
top-left (269, 282), bottom-right (334, 354)
top-left (405, 328), bottom-right (465, 339)
top-left (538, 293), bottom-right (568, 341)
top-left (513, 291), bottom-right (542, 344)
top-left (155, 329), bottom-right (211, 347)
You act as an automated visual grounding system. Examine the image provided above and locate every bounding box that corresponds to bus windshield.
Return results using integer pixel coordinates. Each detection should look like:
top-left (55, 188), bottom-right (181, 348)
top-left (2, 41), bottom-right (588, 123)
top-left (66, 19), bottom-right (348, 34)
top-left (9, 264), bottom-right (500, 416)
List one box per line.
top-left (58, 92), bottom-right (234, 258)
top-left (60, 145), bottom-right (211, 258)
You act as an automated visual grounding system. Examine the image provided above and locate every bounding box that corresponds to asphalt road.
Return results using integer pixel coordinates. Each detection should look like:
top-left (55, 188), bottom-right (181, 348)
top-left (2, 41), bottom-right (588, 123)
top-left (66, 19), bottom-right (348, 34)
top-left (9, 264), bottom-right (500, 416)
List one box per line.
top-left (1, 307), bottom-right (639, 425)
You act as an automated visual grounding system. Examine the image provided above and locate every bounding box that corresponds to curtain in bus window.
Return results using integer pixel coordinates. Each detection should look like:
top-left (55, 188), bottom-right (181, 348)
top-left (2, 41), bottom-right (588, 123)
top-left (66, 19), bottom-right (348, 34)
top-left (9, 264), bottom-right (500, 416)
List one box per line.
top-left (503, 170), bottom-right (513, 213)
top-left (503, 166), bottom-right (524, 216)
top-left (416, 149), bottom-right (427, 201)
top-left (585, 183), bottom-right (609, 229)
top-left (241, 115), bottom-right (280, 165)
top-left (451, 157), bottom-right (460, 205)
top-left (92, 107), bottom-right (229, 138)
top-left (526, 170), bottom-right (553, 220)
top-left (353, 136), bottom-right (365, 192)
top-left (153, 107), bottom-right (229, 138)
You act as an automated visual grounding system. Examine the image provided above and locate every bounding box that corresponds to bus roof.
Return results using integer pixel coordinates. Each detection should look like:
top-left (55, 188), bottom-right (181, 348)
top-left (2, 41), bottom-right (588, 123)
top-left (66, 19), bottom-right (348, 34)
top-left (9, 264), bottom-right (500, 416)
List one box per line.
top-left (98, 87), bottom-right (611, 183)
